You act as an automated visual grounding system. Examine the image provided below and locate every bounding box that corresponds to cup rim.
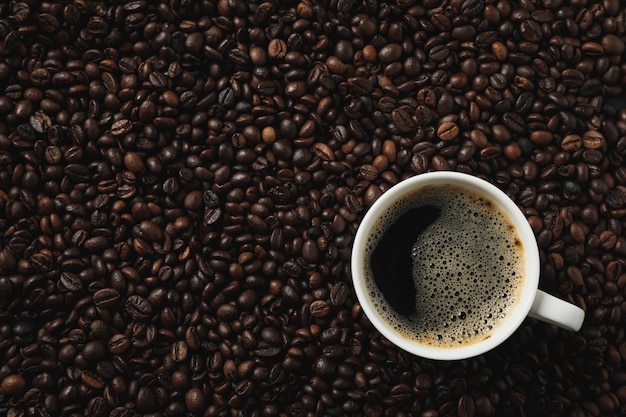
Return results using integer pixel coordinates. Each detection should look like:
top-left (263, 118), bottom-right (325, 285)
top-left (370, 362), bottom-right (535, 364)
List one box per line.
top-left (351, 171), bottom-right (540, 360)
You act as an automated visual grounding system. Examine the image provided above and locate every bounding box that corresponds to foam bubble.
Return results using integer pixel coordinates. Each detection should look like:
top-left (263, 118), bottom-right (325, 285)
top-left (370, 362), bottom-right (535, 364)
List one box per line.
top-left (364, 184), bottom-right (524, 348)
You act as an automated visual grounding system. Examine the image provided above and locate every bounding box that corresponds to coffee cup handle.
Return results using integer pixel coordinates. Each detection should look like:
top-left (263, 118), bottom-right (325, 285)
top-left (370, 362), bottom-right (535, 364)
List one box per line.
top-left (528, 290), bottom-right (585, 331)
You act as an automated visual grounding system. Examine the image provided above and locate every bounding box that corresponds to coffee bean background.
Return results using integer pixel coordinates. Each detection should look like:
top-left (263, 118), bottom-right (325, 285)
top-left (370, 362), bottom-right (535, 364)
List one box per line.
top-left (0, 1), bottom-right (625, 416)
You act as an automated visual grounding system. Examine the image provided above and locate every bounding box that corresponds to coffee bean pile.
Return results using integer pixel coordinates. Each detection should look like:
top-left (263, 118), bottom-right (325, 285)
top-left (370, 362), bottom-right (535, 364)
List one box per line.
top-left (0, 0), bottom-right (626, 416)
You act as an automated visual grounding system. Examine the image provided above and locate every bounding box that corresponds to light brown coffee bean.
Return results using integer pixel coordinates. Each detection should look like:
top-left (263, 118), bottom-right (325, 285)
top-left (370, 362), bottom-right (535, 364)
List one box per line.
top-left (530, 130), bottom-right (553, 145)
top-left (582, 130), bottom-right (604, 149)
top-left (111, 119), bottom-right (132, 136)
top-left (561, 134), bottom-right (582, 151)
top-left (437, 121), bottom-right (459, 141)
top-left (310, 300), bottom-right (331, 317)
top-left (268, 39), bottom-right (287, 59)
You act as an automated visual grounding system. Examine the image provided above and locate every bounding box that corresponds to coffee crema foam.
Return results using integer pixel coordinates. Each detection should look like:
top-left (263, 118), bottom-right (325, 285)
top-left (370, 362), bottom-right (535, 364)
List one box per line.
top-left (364, 184), bottom-right (524, 348)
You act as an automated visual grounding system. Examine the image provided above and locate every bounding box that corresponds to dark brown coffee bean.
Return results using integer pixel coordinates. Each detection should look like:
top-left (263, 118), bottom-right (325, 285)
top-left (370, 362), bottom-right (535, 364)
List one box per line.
top-left (101, 72), bottom-right (119, 94)
top-left (111, 119), bottom-right (132, 136)
top-left (259, 327), bottom-right (281, 345)
top-left (515, 92), bottom-right (534, 114)
top-left (345, 193), bottom-right (362, 213)
top-left (582, 149), bottom-right (603, 164)
top-left (560, 69), bottom-right (585, 88)
top-left (310, 300), bottom-right (331, 317)
top-left (81, 370), bottom-right (105, 390)
top-left (302, 239), bottom-right (319, 263)
top-left (480, 145), bottom-right (501, 160)
top-left (429, 44), bottom-right (450, 62)
top-left (125, 295), bottom-right (153, 321)
top-left (520, 19), bottom-right (542, 42)
top-left (216, 303), bottom-right (239, 322)
top-left (228, 48), bottom-right (249, 65)
top-left (391, 108), bottom-right (415, 132)
top-left (93, 288), bottom-right (121, 308)
top-left (602, 34), bottom-right (625, 55)
top-left (171, 341), bottom-right (188, 362)
top-left (185, 388), bottom-right (204, 413)
top-left (136, 386), bottom-right (158, 413)
top-left (85, 16), bottom-right (108, 36)
top-left (149, 71), bottom-right (168, 89)
top-left (502, 112), bottom-right (525, 133)
top-left (59, 272), bottom-right (82, 292)
top-left (458, 395), bottom-right (475, 417)
top-left (285, 81), bottom-right (307, 98)
top-left (530, 130), bottom-right (553, 146)
top-left (108, 334), bottom-right (130, 355)
top-left (356, 164), bottom-right (377, 181)
top-left (378, 43), bottom-right (402, 64)
top-left (579, 80), bottom-right (603, 99)
top-left (64, 164), bottom-right (90, 182)
top-left (312, 142), bottom-right (334, 161)
top-left (81, 236), bottom-right (108, 253)
top-left (84, 396), bottom-right (106, 417)
top-left (489, 73), bottom-right (507, 90)
top-left (123, 152), bottom-right (145, 173)
top-left (461, 0), bottom-right (484, 17)
top-left (330, 281), bottom-right (349, 306)
top-left (254, 345), bottom-right (281, 358)
top-left (348, 77), bottom-right (373, 95)
top-left (582, 41), bottom-right (604, 55)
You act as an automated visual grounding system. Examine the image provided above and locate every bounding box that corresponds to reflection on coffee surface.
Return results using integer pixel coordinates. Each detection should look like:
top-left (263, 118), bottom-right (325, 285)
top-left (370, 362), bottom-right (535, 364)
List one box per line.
top-left (370, 205), bottom-right (441, 316)
top-left (366, 184), bottom-right (525, 348)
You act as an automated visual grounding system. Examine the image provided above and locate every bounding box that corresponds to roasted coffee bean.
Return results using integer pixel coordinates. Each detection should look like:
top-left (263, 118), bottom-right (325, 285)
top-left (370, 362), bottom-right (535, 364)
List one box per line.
top-left (285, 81), bottom-right (307, 98)
top-left (429, 44), bottom-right (450, 62)
top-left (530, 130), bottom-right (553, 146)
top-left (310, 300), bottom-right (331, 317)
top-left (148, 71), bottom-right (168, 89)
top-left (378, 43), bottom-right (402, 64)
top-left (391, 108), bottom-right (415, 132)
top-left (502, 112), bottom-right (525, 133)
top-left (108, 334), bottom-right (130, 355)
top-left (561, 134), bottom-right (583, 152)
top-left (84, 236), bottom-right (109, 252)
top-left (125, 295), bottom-right (153, 321)
top-left (64, 164), bottom-right (90, 182)
top-left (93, 288), bottom-right (120, 308)
top-left (268, 39), bottom-right (287, 59)
top-left (59, 272), bottom-right (82, 291)
top-left (185, 388), bottom-right (204, 413)
top-left (1, 374), bottom-right (26, 395)
top-left (437, 121), bottom-right (459, 141)
top-left (582, 130), bottom-right (605, 149)
top-left (171, 341), bottom-right (188, 362)
top-left (348, 77), bottom-right (373, 95)
top-left (81, 370), bottom-right (105, 389)
top-left (458, 395), bottom-right (475, 417)
top-left (515, 92), bottom-right (534, 114)
top-left (29, 111), bottom-right (52, 134)
top-left (111, 119), bottom-right (132, 136)
top-left (85, 396), bottom-right (106, 417)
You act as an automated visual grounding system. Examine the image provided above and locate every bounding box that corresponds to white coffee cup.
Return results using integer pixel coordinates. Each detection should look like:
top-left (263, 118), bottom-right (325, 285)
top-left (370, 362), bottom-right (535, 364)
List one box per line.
top-left (351, 171), bottom-right (585, 360)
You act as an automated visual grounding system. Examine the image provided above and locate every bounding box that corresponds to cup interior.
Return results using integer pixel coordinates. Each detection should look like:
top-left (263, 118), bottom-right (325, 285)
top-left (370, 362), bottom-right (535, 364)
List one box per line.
top-left (351, 171), bottom-right (540, 360)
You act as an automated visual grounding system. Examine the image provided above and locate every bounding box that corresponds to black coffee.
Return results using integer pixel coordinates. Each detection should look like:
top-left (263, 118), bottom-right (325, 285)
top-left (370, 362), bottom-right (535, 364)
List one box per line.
top-left (366, 184), bottom-right (525, 348)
